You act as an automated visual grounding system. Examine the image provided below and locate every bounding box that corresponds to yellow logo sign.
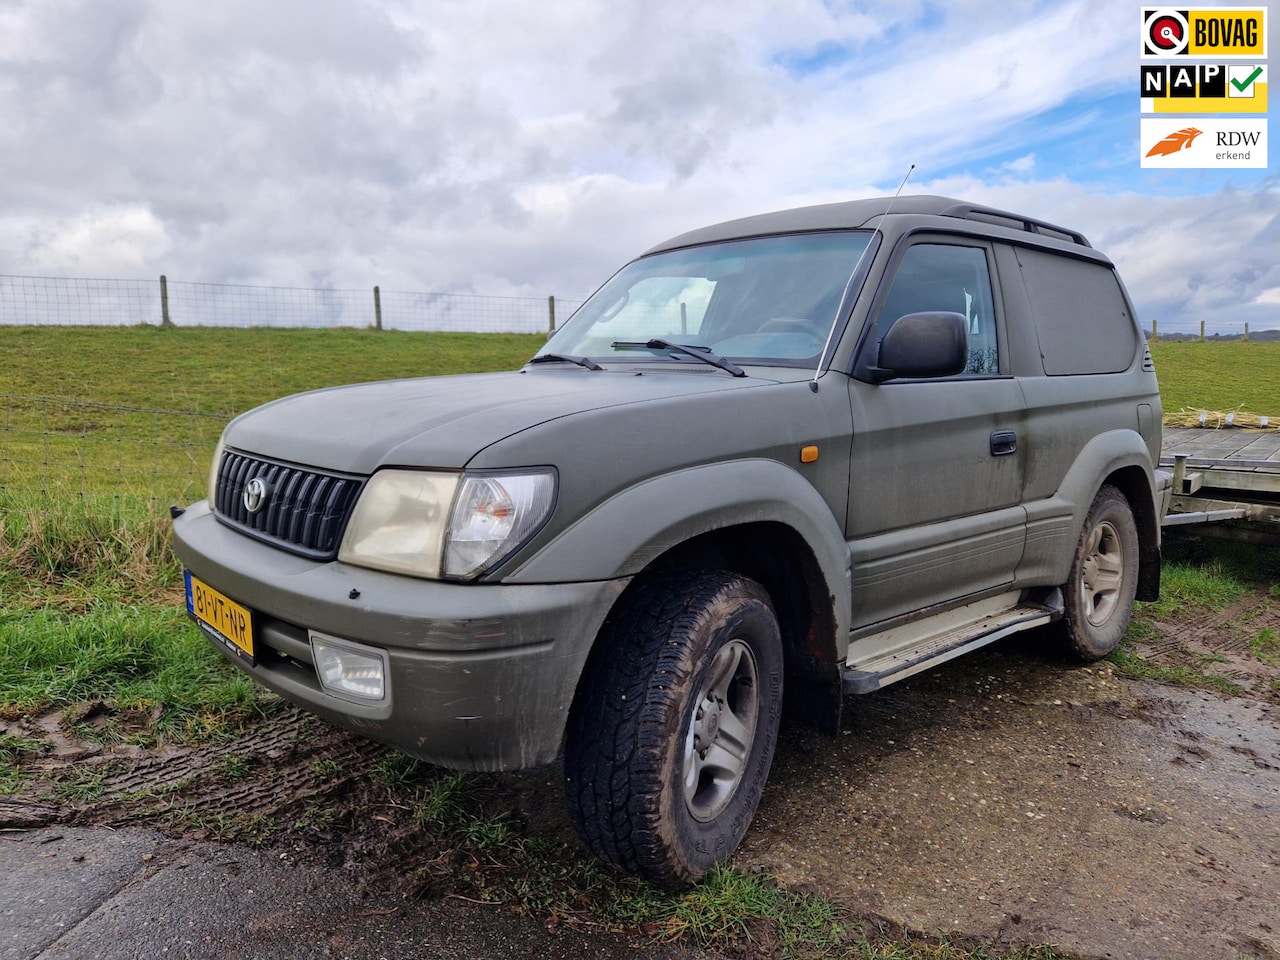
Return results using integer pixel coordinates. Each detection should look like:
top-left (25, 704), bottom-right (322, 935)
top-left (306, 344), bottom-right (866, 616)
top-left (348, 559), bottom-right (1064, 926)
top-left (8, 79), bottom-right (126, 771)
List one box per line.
top-left (1142, 8), bottom-right (1268, 57)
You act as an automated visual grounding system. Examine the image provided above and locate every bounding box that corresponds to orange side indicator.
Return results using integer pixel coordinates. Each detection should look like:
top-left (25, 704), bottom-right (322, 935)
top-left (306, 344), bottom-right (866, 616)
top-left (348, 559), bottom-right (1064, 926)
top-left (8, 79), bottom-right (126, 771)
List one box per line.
top-left (800, 445), bottom-right (819, 463)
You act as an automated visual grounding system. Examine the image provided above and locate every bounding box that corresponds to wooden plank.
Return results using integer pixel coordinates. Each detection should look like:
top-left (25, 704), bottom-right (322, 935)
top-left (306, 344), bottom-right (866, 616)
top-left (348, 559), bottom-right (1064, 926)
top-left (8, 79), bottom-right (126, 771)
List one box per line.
top-left (1232, 432), bottom-right (1280, 462)
top-left (1160, 428), bottom-right (1280, 476)
top-left (1180, 434), bottom-right (1265, 463)
top-left (1160, 428), bottom-right (1207, 451)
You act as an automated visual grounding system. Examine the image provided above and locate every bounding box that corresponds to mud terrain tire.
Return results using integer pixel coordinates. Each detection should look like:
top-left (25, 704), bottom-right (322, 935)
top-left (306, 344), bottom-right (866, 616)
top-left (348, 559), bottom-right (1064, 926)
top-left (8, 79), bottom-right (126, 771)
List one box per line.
top-left (564, 571), bottom-right (783, 888)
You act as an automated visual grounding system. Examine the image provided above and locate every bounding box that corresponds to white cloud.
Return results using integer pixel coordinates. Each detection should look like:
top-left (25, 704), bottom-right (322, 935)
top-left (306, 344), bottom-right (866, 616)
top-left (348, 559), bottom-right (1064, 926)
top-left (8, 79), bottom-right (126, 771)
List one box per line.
top-left (23, 205), bottom-right (171, 274)
top-left (1001, 154), bottom-right (1037, 174)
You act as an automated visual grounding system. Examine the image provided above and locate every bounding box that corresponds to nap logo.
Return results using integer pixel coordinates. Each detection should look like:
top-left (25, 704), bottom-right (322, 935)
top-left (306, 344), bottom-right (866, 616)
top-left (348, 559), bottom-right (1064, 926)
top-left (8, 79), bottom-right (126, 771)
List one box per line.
top-left (1141, 8), bottom-right (1267, 57)
top-left (1140, 118), bottom-right (1268, 168)
top-left (1140, 63), bottom-right (1269, 112)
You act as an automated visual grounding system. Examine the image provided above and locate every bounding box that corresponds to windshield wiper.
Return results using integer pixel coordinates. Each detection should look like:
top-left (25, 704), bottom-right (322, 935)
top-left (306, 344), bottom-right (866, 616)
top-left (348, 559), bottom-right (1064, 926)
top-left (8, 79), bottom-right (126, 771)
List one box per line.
top-left (611, 339), bottom-right (746, 378)
top-left (529, 353), bottom-right (603, 371)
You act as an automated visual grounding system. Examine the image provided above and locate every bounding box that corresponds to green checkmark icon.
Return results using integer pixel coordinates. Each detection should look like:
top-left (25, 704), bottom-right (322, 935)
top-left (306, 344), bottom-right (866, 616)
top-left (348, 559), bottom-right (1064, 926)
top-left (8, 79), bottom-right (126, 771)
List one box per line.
top-left (1231, 67), bottom-right (1262, 93)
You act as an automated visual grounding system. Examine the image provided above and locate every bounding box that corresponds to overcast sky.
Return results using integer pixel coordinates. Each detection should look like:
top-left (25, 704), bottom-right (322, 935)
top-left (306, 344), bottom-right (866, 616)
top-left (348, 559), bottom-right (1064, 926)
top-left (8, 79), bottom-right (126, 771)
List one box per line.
top-left (1, 0), bottom-right (1277, 333)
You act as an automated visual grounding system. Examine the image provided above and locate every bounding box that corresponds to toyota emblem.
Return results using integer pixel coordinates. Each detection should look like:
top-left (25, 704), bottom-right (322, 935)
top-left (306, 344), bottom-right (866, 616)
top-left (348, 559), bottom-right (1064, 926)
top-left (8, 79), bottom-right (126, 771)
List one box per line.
top-left (243, 477), bottom-right (269, 514)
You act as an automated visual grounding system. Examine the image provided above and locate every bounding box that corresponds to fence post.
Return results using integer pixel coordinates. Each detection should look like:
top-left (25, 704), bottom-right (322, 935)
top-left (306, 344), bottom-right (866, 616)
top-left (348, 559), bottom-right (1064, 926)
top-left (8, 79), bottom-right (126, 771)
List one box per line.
top-left (159, 275), bottom-right (172, 328)
top-left (1200, 320), bottom-right (1205, 341)
top-left (548, 295), bottom-right (556, 334)
top-left (1244, 322), bottom-right (1250, 341)
top-left (373, 286), bottom-right (382, 331)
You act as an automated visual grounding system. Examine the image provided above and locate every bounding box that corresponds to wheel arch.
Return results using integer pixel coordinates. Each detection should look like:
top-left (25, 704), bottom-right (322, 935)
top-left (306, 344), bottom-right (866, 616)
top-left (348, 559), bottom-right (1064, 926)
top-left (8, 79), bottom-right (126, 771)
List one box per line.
top-left (568, 518), bottom-right (847, 740)
top-left (1101, 465), bottom-right (1161, 602)
top-left (1034, 430), bottom-right (1160, 601)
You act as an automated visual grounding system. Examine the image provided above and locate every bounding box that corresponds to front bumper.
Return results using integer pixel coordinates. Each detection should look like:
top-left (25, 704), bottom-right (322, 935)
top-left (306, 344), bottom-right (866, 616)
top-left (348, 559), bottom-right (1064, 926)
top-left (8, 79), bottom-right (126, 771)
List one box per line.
top-left (172, 501), bottom-right (628, 771)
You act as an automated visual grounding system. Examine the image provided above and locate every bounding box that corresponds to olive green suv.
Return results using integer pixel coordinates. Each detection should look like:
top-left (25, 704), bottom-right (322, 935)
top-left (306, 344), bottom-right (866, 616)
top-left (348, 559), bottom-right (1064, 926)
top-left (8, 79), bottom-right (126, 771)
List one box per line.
top-left (172, 195), bottom-right (1170, 887)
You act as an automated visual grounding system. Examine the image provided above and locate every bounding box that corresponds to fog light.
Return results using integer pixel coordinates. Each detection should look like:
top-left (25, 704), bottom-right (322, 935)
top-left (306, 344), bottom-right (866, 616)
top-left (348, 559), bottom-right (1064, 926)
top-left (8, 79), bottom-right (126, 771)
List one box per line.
top-left (309, 632), bottom-right (388, 702)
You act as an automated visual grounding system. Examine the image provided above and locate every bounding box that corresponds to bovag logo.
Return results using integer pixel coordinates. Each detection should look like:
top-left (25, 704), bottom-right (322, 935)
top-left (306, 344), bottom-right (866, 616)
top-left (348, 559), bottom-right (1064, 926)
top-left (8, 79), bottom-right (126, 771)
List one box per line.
top-left (1141, 8), bottom-right (1267, 57)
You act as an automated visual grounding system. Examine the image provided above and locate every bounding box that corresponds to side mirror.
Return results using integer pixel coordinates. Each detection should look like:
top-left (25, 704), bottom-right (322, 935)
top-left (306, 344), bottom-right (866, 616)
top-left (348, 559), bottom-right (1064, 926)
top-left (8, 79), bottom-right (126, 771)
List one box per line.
top-left (869, 311), bottom-right (968, 384)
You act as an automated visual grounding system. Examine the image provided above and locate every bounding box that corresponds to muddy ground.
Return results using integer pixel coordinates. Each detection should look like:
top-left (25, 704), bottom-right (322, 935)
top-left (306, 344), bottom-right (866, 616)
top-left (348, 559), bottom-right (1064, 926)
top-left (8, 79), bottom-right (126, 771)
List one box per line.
top-left (3, 599), bottom-right (1278, 960)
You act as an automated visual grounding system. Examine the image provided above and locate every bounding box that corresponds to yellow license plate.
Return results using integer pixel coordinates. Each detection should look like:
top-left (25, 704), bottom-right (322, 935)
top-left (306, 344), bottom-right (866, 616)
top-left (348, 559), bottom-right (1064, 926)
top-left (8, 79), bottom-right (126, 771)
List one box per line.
top-left (185, 571), bottom-right (255, 663)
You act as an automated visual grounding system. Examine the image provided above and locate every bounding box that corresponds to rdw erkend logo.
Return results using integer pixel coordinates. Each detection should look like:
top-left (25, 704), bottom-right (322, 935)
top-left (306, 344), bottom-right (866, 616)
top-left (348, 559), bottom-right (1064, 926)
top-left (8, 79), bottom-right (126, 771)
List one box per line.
top-left (1145, 126), bottom-right (1202, 157)
top-left (1140, 118), bottom-right (1268, 168)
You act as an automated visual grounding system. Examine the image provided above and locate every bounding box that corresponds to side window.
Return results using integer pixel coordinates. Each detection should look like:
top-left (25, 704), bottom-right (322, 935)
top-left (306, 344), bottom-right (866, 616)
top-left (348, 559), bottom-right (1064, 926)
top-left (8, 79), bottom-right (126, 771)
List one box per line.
top-left (875, 244), bottom-right (999, 376)
top-left (1014, 248), bottom-right (1137, 375)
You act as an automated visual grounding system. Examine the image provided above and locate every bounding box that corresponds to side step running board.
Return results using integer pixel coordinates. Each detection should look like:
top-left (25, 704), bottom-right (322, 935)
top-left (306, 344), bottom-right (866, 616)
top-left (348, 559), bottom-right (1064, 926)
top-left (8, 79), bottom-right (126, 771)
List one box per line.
top-left (842, 591), bottom-right (1063, 696)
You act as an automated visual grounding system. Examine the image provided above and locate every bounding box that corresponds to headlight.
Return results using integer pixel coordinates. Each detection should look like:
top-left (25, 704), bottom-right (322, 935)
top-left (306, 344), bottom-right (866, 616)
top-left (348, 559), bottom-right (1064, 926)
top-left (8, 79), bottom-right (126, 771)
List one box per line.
top-left (338, 470), bottom-right (459, 578)
top-left (207, 435), bottom-right (226, 511)
top-left (444, 471), bottom-right (557, 579)
top-left (338, 468), bottom-right (556, 581)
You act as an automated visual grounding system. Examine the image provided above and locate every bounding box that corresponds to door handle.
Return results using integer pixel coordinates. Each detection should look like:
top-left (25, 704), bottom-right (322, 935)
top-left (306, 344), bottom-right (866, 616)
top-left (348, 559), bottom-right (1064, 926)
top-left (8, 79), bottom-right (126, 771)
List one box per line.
top-left (990, 430), bottom-right (1018, 457)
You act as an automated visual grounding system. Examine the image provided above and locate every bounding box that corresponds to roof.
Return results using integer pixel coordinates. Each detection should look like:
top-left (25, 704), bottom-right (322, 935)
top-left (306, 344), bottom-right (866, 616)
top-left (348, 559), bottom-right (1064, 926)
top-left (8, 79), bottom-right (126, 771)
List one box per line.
top-left (644, 194), bottom-right (1092, 255)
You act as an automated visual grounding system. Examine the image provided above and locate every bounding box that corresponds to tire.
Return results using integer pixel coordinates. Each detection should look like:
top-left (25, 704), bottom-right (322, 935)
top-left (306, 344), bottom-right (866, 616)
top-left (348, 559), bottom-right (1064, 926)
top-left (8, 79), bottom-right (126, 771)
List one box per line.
top-left (1060, 485), bottom-right (1140, 661)
top-left (564, 570), bottom-right (783, 888)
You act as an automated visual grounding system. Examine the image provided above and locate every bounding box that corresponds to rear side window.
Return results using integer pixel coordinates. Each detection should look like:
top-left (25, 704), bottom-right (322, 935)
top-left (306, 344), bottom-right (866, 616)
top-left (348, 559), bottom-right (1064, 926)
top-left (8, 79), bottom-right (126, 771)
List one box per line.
top-left (1014, 248), bottom-right (1137, 375)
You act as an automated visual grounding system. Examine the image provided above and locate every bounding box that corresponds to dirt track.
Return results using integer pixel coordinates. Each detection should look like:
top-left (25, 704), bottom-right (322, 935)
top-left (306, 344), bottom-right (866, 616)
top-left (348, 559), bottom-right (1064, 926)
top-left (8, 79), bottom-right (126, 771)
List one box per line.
top-left (743, 637), bottom-right (1279, 960)
top-left (3, 625), bottom-right (1278, 960)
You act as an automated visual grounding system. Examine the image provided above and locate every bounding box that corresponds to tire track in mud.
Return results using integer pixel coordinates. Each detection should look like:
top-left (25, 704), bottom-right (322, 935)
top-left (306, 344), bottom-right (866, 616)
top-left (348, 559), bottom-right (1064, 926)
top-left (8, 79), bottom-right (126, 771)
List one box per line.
top-left (1137, 594), bottom-right (1280, 702)
top-left (1, 708), bottom-right (391, 834)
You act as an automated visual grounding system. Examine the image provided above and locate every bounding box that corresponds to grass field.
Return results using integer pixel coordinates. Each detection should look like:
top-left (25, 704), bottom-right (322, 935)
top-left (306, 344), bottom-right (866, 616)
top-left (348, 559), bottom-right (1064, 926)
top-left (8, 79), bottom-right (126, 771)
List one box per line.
top-left (1148, 339), bottom-right (1280, 415)
top-left (0, 326), bottom-right (545, 504)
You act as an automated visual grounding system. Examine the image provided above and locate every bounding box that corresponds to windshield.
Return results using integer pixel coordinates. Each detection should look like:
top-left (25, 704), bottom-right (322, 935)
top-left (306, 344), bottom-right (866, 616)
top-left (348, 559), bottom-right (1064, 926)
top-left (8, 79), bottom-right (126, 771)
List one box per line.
top-left (542, 231), bottom-right (872, 365)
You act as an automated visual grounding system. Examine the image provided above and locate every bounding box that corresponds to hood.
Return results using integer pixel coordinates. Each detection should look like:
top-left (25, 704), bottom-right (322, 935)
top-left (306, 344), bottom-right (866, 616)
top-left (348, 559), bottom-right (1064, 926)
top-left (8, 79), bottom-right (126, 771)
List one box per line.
top-left (223, 367), bottom-right (773, 474)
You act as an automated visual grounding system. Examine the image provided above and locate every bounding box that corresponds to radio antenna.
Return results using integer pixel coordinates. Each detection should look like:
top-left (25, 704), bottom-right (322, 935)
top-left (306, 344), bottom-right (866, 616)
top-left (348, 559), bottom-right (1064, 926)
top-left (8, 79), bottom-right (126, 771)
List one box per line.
top-left (809, 163), bottom-right (915, 393)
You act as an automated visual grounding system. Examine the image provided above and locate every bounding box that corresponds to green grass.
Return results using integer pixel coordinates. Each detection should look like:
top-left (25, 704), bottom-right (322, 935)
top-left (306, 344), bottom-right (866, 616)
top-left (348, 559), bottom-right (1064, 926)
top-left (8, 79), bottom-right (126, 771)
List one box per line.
top-left (1249, 627), bottom-right (1279, 666)
top-left (1108, 645), bottom-right (1245, 696)
top-left (1137, 560), bottom-right (1245, 620)
top-left (0, 732), bottom-right (48, 794)
top-left (1112, 540), bottom-right (1274, 696)
top-left (0, 602), bottom-right (272, 742)
top-left (1149, 340), bottom-right (1280, 415)
top-left (0, 492), bottom-right (180, 605)
top-left (0, 326), bottom-right (545, 503)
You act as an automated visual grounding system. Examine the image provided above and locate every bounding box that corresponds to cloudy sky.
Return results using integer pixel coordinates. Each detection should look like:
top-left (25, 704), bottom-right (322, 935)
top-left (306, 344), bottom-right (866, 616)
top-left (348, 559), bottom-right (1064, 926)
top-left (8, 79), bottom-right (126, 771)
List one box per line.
top-left (1, 0), bottom-right (1277, 333)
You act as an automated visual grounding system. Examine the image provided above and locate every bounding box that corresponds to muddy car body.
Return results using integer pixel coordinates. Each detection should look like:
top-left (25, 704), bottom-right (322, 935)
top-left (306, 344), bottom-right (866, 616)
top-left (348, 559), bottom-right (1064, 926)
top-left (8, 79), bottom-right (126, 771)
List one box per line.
top-left (173, 195), bottom-right (1170, 885)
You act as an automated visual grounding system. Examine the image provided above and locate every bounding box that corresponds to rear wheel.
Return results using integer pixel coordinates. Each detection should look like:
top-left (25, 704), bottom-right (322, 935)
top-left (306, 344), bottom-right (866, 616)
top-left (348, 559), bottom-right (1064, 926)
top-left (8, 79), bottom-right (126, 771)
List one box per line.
top-left (1060, 485), bottom-right (1139, 661)
top-left (564, 570), bottom-right (783, 888)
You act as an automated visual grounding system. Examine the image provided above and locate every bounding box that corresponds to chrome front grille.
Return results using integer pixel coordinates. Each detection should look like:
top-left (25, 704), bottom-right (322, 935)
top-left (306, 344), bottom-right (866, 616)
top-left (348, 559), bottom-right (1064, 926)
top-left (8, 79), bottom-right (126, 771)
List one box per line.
top-left (214, 450), bottom-right (364, 559)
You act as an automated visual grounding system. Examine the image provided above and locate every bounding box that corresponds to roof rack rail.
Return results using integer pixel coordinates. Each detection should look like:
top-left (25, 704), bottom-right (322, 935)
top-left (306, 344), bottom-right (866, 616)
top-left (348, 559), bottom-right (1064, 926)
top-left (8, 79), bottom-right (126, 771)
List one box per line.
top-left (938, 202), bottom-right (1091, 248)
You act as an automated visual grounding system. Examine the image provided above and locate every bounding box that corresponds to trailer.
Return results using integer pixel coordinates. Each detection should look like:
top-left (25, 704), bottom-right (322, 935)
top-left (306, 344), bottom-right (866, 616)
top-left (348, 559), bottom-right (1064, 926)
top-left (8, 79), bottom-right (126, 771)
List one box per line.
top-left (1160, 427), bottom-right (1280, 542)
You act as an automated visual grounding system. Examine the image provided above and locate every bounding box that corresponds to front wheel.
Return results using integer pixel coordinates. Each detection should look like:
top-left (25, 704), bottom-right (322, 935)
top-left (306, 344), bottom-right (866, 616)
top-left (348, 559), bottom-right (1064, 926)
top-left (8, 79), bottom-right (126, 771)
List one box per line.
top-left (1060, 485), bottom-right (1140, 661)
top-left (564, 570), bottom-right (783, 888)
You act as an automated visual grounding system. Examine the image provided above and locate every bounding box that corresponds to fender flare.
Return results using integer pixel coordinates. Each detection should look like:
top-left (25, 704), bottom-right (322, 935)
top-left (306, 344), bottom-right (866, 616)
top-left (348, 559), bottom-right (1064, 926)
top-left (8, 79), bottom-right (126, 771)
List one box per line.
top-left (1058, 430), bottom-right (1157, 528)
top-left (504, 458), bottom-right (852, 647)
top-left (1025, 429), bottom-right (1158, 586)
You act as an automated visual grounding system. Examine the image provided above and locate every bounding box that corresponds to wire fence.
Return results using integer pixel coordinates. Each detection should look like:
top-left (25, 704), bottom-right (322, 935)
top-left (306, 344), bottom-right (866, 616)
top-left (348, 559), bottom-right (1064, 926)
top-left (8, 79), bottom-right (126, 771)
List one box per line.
top-left (0, 392), bottom-right (224, 511)
top-left (0, 275), bottom-right (585, 334)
